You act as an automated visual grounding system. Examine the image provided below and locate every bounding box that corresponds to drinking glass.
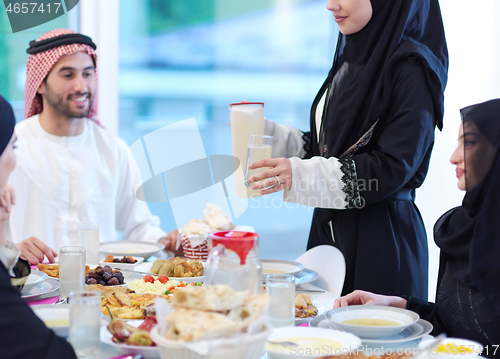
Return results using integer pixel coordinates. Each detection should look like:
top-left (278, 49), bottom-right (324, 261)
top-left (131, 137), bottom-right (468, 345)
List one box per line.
top-left (76, 222), bottom-right (100, 266)
top-left (69, 291), bottom-right (101, 359)
top-left (59, 246), bottom-right (85, 298)
top-left (244, 134), bottom-right (273, 198)
top-left (266, 274), bottom-right (295, 327)
top-left (229, 102), bottom-right (265, 198)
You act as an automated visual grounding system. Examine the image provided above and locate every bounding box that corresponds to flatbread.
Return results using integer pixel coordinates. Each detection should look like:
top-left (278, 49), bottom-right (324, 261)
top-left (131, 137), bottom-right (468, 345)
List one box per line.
top-left (170, 284), bottom-right (247, 311)
top-left (166, 308), bottom-right (238, 342)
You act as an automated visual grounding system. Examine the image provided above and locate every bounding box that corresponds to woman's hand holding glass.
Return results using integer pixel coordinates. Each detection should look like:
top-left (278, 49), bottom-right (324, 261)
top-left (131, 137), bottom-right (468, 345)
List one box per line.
top-left (247, 157), bottom-right (292, 195)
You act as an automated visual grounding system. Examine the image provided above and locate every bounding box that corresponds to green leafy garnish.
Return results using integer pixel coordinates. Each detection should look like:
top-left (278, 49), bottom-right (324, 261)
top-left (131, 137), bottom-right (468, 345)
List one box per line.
top-left (164, 290), bottom-right (172, 295)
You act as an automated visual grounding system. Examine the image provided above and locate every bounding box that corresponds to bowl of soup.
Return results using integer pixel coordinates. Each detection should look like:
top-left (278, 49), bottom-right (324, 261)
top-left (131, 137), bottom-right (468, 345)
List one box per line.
top-left (325, 305), bottom-right (419, 338)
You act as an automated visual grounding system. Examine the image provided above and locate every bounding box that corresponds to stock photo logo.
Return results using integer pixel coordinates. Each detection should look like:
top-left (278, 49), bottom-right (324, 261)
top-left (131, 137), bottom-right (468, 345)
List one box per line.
top-left (128, 117), bottom-right (248, 230)
top-left (3, 0), bottom-right (79, 33)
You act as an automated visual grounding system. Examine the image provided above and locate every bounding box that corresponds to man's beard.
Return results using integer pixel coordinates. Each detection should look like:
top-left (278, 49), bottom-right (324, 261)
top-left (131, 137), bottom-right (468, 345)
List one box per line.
top-left (44, 81), bottom-right (93, 119)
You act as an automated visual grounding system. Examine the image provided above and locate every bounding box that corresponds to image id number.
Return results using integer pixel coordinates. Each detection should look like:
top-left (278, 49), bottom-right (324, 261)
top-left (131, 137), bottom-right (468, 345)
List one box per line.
top-left (6, 2), bottom-right (62, 14)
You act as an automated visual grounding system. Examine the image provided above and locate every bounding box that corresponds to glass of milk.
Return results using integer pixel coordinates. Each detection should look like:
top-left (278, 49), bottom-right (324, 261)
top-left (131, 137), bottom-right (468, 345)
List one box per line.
top-left (229, 102), bottom-right (265, 198)
top-left (76, 221), bottom-right (100, 266)
top-left (244, 134), bottom-right (273, 197)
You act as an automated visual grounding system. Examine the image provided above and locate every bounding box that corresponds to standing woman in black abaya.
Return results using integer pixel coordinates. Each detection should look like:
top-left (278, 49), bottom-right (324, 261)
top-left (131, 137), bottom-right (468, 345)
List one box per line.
top-left (248, 0), bottom-right (449, 298)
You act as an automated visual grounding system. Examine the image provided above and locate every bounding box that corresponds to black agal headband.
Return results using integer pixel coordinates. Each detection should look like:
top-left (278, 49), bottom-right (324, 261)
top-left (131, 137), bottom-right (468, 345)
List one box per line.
top-left (26, 33), bottom-right (97, 54)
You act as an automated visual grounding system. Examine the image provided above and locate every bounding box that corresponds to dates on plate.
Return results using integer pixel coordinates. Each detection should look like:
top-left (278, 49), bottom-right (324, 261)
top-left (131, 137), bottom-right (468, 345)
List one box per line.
top-left (86, 265), bottom-right (124, 286)
top-left (104, 255), bottom-right (138, 264)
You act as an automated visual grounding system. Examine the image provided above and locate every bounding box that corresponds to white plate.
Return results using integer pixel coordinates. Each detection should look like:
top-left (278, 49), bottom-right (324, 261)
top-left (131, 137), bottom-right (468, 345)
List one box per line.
top-left (294, 269), bottom-right (319, 286)
top-left (21, 277), bottom-right (60, 300)
top-left (23, 270), bottom-right (49, 292)
top-left (261, 259), bottom-right (305, 283)
top-left (100, 241), bottom-right (166, 259)
top-left (100, 320), bottom-right (160, 359)
top-left (32, 305), bottom-right (69, 337)
top-left (133, 262), bottom-right (204, 284)
top-left (266, 326), bottom-right (361, 359)
top-left (325, 305), bottom-right (420, 338)
top-left (100, 256), bottom-right (144, 269)
top-left (310, 313), bottom-right (433, 345)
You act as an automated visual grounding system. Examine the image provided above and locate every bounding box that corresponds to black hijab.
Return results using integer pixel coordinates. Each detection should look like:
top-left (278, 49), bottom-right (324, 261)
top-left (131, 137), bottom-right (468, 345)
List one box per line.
top-left (434, 99), bottom-right (500, 315)
top-left (315, 0), bottom-right (448, 158)
top-left (0, 95), bottom-right (16, 156)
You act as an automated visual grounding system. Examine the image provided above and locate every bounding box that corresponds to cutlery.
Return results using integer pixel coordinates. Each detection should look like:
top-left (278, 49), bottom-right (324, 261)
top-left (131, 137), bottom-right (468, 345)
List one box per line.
top-left (268, 340), bottom-right (298, 348)
top-left (296, 289), bottom-right (325, 293)
top-left (52, 296), bottom-right (68, 305)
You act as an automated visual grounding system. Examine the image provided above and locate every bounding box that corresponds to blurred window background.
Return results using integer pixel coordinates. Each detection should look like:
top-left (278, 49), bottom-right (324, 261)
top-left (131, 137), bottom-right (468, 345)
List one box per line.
top-left (117, 0), bottom-right (336, 259)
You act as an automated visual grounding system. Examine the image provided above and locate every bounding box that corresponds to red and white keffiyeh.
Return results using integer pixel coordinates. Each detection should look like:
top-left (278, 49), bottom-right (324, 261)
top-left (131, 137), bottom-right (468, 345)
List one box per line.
top-left (24, 28), bottom-right (99, 120)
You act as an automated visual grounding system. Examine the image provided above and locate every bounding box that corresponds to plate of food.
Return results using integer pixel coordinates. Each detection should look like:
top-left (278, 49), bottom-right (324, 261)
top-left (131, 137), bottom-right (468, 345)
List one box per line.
top-left (100, 255), bottom-right (144, 270)
top-left (32, 305), bottom-right (69, 337)
top-left (133, 258), bottom-right (204, 283)
top-left (295, 293), bottom-right (323, 325)
top-left (101, 315), bottom-right (160, 359)
top-left (85, 265), bottom-right (126, 286)
top-left (100, 241), bottom-right (165, 259)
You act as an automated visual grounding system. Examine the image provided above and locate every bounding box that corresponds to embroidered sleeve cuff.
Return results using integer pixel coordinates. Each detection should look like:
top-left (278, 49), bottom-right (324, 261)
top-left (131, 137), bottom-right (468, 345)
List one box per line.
top-left (339, 158), bottom-right (363, 208)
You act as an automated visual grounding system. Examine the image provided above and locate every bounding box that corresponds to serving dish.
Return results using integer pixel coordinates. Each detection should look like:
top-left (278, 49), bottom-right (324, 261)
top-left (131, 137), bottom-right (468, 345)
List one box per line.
top-left (325, 305), bottom-right (419, 338)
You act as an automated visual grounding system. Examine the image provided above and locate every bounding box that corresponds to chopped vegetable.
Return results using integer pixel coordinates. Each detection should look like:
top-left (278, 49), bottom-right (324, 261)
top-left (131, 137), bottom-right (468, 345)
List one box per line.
top-left (164, 290), bottom-right (172, 295)
top-left (143, 275), bottom-right (155, 283)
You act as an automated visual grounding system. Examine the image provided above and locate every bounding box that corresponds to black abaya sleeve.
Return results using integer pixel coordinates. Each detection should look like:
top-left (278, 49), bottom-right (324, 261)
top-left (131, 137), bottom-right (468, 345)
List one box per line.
top-left (351, 60), bottom-right (436, 205)
top-left (0, 263), bottom-right (77, 359)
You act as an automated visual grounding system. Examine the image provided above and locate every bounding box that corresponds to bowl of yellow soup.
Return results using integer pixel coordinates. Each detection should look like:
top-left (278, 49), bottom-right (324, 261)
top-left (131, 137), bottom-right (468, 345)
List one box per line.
top-left (266, 327), bottom-right (362, 359)
top-left (261, 260), bottom-right (305, 283)
top-left (418, 337), bottom-right (483, 358)
top-left (325, 305), bottom-right (419, 339)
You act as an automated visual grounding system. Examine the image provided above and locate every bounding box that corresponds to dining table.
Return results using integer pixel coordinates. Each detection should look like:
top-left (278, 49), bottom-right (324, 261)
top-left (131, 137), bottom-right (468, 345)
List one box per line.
top-left (24, 257), bottom-right (433, 359)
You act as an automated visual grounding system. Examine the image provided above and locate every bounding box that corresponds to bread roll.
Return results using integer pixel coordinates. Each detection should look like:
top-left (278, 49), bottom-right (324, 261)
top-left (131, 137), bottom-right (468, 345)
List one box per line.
top-left (150, 259), bottom-right (168, 275)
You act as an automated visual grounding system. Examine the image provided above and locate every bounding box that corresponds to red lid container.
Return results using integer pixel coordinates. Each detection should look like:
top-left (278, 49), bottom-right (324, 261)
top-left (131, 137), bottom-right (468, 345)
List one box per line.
top-left (209, 231), bottom-right (258, 265)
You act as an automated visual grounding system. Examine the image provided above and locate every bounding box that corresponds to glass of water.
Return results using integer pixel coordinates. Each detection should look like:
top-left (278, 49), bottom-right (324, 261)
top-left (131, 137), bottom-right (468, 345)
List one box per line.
top-left (59, 246), bottom-right (85, 298)
top-left (266, 274), bottom-right (295, 327)
top-left (69, 291), bottom-right (101, 358)
top-left (76, 222), bottom-right (100, 266)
